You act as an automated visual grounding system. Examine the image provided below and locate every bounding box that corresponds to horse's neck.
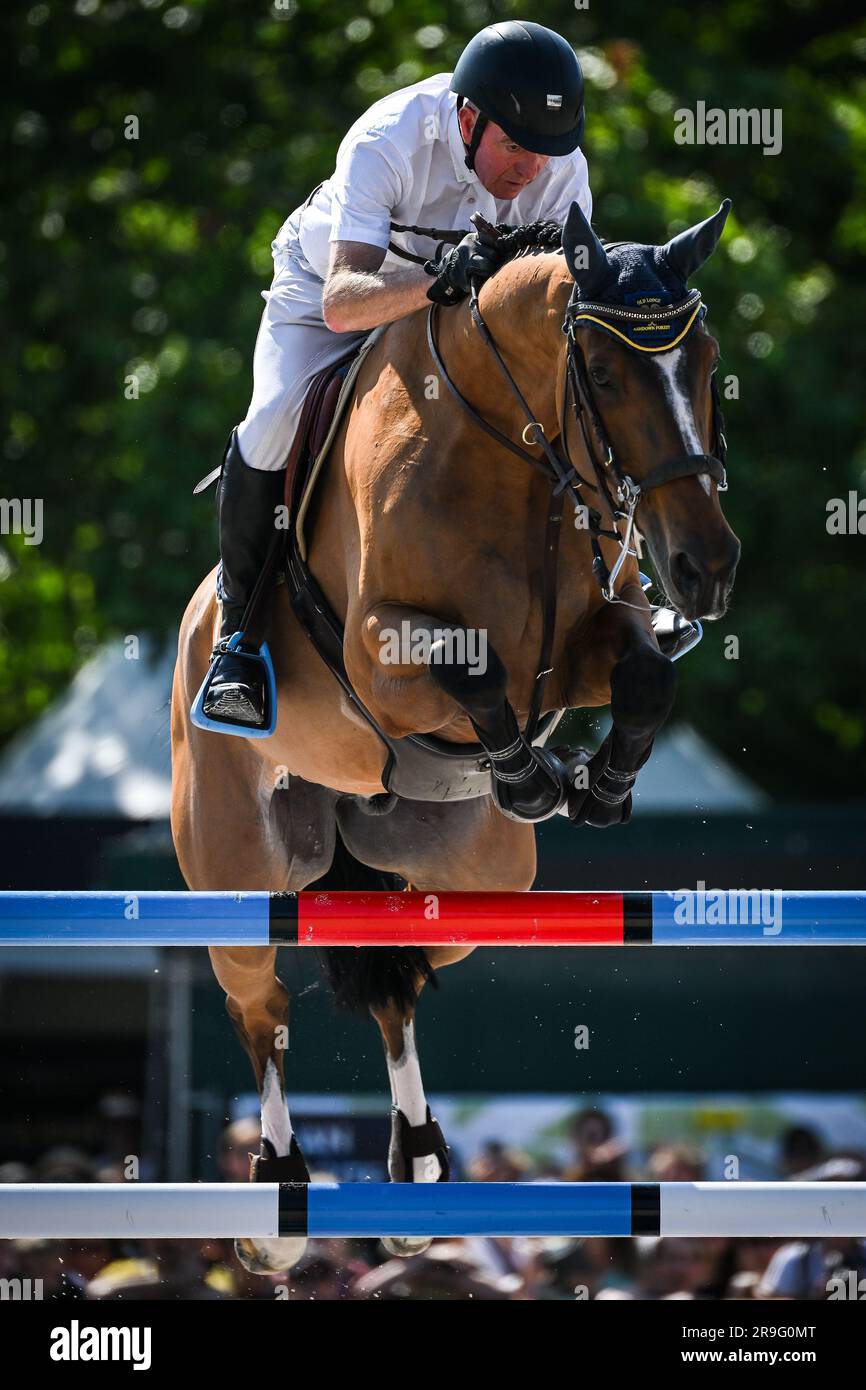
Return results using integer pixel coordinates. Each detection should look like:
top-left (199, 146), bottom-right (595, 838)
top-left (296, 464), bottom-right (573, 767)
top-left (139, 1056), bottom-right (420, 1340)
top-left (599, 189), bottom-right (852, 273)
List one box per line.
top-left (470, 254), bottom-right (570, 435)
top-left (477, 259), bottom-right (610, 623)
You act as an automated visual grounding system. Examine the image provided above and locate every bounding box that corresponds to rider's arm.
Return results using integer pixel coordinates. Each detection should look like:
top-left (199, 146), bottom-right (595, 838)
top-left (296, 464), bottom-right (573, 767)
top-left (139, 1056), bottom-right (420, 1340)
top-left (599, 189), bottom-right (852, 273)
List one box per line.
top-left (322, 240), bottom-right (432, 333)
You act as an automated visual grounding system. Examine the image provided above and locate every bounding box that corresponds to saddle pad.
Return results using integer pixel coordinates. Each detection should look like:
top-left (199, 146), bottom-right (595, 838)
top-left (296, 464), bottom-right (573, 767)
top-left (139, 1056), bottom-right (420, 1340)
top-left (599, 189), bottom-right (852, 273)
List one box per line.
top-left (295, 324), bottom-right (388, 561)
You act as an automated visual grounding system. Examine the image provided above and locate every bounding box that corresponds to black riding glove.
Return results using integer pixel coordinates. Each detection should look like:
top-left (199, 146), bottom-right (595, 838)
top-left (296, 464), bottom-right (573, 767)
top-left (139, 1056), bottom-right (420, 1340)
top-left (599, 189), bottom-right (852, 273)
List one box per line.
top-left (425, 230), bottom-right (503, 306)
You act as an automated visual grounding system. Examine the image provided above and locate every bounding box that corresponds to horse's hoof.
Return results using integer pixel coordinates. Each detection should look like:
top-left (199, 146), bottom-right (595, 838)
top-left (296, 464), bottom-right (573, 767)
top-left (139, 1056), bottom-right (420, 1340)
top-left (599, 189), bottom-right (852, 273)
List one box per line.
top-left (381, 1235), bottom-right (433, 1258)
top-left (250, 1133), bottom-right (312, 1184)
top-left (235, 1133), bottom-right (312, 1273)
top-left (382, 1107), bottom-right (448, 1257)
top-left (235, 1236), bottom-right (308, 1273)
top-left (388, 1106), bottom-right (451, 1184)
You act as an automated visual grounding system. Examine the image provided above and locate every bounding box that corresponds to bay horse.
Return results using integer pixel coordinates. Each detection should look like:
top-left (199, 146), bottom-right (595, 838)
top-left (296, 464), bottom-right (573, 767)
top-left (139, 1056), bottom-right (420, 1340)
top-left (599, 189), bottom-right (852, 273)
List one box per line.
top-left (170, 198), bottom-right (739, 1270)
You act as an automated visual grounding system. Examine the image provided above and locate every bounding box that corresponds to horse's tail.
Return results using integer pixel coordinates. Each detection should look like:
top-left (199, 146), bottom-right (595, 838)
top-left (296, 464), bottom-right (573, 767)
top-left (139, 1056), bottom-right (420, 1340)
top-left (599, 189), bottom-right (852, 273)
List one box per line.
top-left (315, 831), bottom-right (437, 1014)
top-left (318, 944), bottom-right (436, 1014)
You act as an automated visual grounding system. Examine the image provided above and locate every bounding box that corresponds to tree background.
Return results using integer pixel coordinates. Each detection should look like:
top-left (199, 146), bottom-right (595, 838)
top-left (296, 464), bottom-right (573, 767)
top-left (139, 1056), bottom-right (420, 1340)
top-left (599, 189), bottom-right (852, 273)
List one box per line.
top-left (2, 0), bottom-right (864, 798)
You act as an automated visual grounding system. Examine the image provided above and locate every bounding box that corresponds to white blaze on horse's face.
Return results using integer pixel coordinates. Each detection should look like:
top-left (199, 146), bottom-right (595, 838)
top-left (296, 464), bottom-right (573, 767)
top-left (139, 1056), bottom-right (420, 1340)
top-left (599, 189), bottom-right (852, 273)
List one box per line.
top-left (651, 350), bottom-right (712, 497)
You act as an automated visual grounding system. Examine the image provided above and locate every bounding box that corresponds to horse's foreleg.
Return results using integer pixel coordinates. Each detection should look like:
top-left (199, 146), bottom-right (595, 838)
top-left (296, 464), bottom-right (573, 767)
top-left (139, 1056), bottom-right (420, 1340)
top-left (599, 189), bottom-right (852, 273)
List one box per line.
top-left (427, 640), bottom-right (571, 822)
top-left (568, 589), bottom-right (678, 826)
top-left (352, 602), bottom-right (568, 822)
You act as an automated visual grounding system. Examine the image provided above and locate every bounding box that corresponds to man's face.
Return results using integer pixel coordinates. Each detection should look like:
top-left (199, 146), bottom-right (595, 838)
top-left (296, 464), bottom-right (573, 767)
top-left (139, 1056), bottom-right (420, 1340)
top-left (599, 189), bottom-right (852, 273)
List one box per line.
top-left (458, 105), bottom-right (550, 199)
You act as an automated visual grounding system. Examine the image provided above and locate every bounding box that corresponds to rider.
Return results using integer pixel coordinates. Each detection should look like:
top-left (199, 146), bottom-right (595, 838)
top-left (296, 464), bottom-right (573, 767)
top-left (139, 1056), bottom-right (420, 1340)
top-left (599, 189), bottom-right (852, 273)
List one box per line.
top-left (203, 20), bottom-right (591, 728)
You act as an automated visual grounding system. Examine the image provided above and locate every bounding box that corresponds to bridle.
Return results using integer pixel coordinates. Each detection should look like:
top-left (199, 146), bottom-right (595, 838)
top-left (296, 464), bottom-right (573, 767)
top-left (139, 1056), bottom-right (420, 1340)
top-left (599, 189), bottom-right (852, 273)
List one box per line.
top-left (426, 244), bottom-right (729, 591)
top-left (562, 277), bottom-right (728, 600)
top-left (421, 230), bottom-right (730, 738)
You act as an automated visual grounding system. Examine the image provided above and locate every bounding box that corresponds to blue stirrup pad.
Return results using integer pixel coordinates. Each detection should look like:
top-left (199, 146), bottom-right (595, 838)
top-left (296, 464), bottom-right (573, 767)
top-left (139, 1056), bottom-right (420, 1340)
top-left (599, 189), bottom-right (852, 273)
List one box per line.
top-left (189, 631), bottom-right (277, 738)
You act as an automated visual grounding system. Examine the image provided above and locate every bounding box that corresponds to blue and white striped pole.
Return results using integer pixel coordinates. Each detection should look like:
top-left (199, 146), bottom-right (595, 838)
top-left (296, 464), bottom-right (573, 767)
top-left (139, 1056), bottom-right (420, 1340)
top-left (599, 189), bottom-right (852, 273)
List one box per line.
top-left (1, 1182), bottom-right (865, 1239)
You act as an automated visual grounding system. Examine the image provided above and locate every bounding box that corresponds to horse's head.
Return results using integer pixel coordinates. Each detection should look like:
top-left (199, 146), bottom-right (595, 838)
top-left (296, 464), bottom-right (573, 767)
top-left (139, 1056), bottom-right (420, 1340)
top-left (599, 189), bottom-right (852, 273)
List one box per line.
top-left (561, 200), bottom-right (740, 620)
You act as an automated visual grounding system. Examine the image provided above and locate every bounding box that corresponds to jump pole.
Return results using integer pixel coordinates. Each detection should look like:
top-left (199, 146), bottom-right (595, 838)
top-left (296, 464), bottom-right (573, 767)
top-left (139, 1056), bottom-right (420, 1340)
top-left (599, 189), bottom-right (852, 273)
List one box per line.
top-left (1, 890), bottom-right (865, 946)
top-left (2, 1182), bottom-right (865, 1239)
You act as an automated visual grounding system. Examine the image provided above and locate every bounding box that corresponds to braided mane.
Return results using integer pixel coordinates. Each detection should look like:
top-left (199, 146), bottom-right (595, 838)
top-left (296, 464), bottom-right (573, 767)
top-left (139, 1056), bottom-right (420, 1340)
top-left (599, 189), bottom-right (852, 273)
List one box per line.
top-left (494, 220), bottom-right (563, 261)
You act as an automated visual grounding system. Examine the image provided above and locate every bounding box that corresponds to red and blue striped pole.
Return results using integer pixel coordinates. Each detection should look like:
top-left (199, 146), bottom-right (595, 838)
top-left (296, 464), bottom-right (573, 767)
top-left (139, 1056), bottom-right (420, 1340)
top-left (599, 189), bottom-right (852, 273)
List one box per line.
top-left (0, 889), bottom-right (864, 945)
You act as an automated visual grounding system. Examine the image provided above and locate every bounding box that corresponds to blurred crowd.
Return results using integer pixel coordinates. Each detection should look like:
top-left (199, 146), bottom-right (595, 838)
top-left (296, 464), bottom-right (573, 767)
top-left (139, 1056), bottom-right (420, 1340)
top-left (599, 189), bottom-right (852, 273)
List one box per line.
top-left (2, 1104), bottom-right (865, 1301)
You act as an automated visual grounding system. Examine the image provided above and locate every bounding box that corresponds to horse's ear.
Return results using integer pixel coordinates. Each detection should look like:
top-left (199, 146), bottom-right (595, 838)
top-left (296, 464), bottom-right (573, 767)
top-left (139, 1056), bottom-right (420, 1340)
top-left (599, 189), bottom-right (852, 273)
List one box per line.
top-left (562, 201), bottom-right (611, 298)
top-left (661, 198), bottom-right (732, 284)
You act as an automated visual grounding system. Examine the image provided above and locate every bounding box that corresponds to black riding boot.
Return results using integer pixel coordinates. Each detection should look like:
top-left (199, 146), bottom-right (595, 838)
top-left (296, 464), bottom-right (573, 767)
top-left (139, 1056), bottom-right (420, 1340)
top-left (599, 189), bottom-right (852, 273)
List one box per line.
top-left (202, 431), bottom-right (286, 726)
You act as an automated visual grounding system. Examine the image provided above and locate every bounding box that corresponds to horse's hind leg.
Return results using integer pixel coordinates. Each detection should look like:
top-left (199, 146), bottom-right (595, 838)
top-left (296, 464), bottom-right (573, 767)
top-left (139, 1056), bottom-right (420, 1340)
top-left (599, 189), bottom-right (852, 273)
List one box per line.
top-left (373, 944), bottom-right (493, 1258)
top-left (205, 785), bottom-right (386, 1187)
top-left (372, 988), bottom-right (456, 1258)
top-left (195, 777), bottom-right (338, 1273)
top-left (208, 944), bottom-right (305, 1168)
top-left (204, 942), bottom-right (315, 1265)
top-left (198, 768), bottom-right (342, 1132)
top-left (173, 651), bottom-right (342, 1268)
top-left (337, 792), bottom-right (536, 1255)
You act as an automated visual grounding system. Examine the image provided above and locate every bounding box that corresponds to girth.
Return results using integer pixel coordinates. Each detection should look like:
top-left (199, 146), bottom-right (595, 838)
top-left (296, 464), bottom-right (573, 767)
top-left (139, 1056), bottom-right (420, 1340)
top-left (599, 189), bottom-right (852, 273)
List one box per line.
top-left (285, 539), bottom-right (565, 802)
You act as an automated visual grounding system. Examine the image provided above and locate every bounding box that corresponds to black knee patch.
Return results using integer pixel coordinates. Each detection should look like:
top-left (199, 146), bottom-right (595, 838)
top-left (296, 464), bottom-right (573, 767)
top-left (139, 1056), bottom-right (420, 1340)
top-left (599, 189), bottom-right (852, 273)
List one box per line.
top-left (427, 639), bottom-right (507, 714)
top-left (611, 646), bottom-right (677, 730)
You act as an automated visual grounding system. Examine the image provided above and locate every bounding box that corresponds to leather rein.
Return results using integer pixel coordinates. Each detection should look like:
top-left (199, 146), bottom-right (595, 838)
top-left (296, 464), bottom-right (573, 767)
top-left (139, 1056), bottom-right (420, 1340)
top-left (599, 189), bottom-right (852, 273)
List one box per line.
top-left (423, 250), bottom-right (729, 741)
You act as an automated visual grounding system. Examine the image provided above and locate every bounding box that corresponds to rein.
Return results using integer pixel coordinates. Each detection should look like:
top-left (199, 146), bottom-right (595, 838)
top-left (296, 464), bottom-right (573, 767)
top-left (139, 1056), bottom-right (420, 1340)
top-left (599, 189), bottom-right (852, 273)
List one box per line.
top-left (426, 292), bottom-right (583, 740)
top-left (388, 221), bottom-right (464, 266)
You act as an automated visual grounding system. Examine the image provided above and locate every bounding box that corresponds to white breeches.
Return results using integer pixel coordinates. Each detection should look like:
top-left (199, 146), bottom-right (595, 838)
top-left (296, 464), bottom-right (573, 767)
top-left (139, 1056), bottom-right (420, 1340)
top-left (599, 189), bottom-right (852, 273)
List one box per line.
top-left (236, 248), bottom-right (368, 472)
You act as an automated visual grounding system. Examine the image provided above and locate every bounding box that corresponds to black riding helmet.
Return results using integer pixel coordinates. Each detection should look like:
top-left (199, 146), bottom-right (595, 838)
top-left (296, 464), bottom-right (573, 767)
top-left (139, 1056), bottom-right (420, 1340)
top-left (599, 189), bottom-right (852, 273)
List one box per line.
top-left (451, 21), bottom-right (585, 172)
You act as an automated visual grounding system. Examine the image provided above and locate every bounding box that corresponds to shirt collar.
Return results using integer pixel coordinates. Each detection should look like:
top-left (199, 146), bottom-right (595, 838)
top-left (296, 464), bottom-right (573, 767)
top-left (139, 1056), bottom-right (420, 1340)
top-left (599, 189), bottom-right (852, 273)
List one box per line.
top-left (446, 97), bottom-right (479, 186)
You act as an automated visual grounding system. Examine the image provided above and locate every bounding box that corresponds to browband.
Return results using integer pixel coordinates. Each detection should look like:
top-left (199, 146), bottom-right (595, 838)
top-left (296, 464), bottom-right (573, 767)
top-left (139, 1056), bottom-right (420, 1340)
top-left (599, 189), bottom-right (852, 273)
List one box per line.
top-left (567, 288), bottom-right (705, 353)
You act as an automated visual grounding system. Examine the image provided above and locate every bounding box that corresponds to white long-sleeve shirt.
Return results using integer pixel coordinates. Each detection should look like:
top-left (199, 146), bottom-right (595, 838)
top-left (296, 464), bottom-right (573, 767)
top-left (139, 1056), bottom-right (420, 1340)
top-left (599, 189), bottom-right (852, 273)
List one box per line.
top-left (275, 72), bottom-right (592, 281)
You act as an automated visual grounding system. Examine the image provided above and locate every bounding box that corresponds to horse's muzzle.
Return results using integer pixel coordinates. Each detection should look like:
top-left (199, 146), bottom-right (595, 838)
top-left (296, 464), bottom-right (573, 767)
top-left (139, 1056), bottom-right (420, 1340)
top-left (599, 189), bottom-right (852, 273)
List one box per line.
top-left (668, 538), bottom-right (740, 620)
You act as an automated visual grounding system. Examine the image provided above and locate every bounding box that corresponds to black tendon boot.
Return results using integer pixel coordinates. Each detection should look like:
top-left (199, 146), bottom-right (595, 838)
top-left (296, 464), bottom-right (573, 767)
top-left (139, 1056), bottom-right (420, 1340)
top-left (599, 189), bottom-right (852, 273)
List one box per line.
top-left (202, 431), bottom-right (286, 726)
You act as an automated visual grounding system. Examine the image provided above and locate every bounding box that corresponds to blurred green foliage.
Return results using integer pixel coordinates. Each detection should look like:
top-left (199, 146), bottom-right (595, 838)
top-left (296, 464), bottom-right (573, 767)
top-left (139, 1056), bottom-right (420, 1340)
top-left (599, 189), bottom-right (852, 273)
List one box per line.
top-left (2, 0), bottom-right (865, 796)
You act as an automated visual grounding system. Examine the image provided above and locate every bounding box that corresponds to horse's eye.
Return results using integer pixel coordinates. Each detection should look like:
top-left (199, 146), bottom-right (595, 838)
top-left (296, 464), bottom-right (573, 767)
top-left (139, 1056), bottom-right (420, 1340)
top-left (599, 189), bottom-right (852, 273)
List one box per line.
top-left (590, 367), bottom-right (612, 388)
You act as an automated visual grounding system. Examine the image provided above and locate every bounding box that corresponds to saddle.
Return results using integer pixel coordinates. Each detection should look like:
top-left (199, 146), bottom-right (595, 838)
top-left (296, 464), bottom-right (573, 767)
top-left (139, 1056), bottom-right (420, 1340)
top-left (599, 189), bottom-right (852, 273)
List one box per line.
top-left (236, 329), bottom-right (564, 802)
top-left (283, 349), bottom-right (358, 520)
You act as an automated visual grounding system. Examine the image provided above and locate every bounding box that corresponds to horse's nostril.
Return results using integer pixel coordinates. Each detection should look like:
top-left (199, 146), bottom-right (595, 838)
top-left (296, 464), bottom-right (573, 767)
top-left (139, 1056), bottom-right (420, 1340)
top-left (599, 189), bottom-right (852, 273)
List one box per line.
top-left (671, 552), bottom-right (702, 594)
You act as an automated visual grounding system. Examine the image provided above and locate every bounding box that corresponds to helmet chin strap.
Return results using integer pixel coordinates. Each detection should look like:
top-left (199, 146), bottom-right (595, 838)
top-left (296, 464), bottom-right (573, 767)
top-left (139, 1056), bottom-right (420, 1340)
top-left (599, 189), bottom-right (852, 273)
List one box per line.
top-left (459, 97), bottom-right (488, 172)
